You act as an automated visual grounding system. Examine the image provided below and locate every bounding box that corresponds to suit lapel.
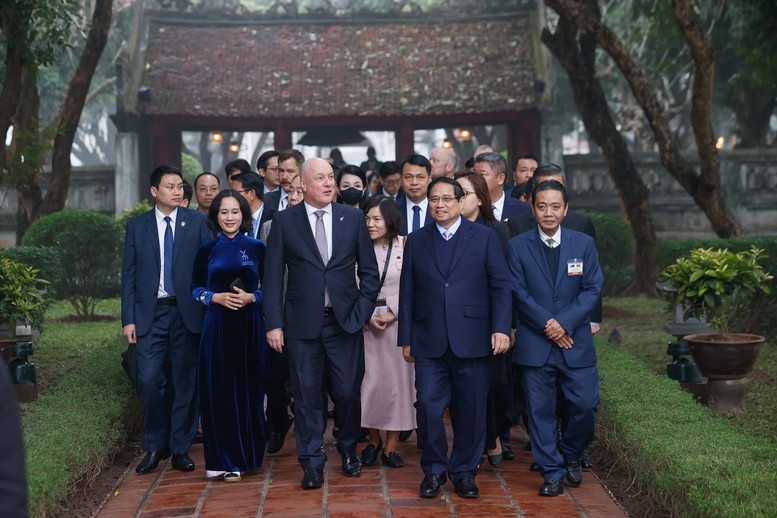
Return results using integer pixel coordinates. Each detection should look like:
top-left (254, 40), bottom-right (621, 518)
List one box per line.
top-left (554, 231), bottom-right (572, 288)
top-left (527, 231), bottom-right (553, 286)
top-left (447, 219), bottom-right (473, 273)
top-left (143, 211), bottom-right (162, 274)
top-left (291, 204), bottom-right (324, 265)
top-left (419, 225), bottom-right (445, 277)
top-left (172, 209), bottom-right (189, 266)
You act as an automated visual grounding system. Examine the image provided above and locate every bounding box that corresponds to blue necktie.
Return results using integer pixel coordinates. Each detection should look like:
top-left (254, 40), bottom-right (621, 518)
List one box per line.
top-left (412, 205), bottom-right (421, 233)
top-left (163, 216), bottom-right (174, 295)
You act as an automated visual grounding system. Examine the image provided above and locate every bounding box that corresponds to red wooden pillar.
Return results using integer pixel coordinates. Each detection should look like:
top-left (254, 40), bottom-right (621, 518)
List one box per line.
top-left (396, 120), bottom-right (415, 160)
top-left (274, 120), bottom-right (293, 151)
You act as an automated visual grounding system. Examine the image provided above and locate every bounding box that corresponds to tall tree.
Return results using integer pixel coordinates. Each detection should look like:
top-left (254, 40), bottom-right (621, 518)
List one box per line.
top-left (545, 0), bottom-right (741, 243)
top-left (1, 0), bottom-right (113, 242)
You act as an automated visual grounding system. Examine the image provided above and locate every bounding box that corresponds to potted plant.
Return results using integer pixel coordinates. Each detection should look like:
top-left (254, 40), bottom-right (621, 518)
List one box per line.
top-left (660, 246), bottom-right (774, 412)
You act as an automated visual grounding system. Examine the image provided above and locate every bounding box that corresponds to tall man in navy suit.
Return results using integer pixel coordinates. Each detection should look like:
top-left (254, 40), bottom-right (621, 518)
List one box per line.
top-left (399, 177), bottom-right (512, 499)
top-left (508, 180), bottom-right (603, 497)
top-left (473, 152), bottom-right (530, 221)
top-left (397, 154), bottom-right (433, 235)
top-left (264, 149), bottom-right (304, 211)
top-left (264, 157), bottom-right (379, 490)
top-left (121, 165), bottom-right (213, 474)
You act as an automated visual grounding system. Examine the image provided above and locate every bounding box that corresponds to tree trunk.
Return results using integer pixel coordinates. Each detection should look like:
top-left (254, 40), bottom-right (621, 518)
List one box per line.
top-left (543, 15), bottom-right (657, 294)
top-left (0, 4), bottom-right (32, 177)
top-left (545, 0), bottom-right (741, 238)
top-left (42, 0), bottom-right (113, 217)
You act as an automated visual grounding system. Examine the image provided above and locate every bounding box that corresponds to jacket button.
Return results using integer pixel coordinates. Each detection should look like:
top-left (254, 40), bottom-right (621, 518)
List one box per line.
top-left (444, 282), bottom-right (449, 287)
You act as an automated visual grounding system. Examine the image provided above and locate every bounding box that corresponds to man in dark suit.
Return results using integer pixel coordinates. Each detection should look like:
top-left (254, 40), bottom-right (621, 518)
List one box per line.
top-left (399, 177), bottom-right (511, 499)
top-left (508, 180), bottom-right (603, 497)
top-left (121, 165), bottom-right (213, 474)
top-left (397, 154), bottom-right (434, 235)
top-left (232, 172), bottom-right (276, 239)
top-left (264, 149), bottom-right (304, 211)
top-left (378, 160), bottom-right (404, 201)
top-left (264, 157), bottom-right (380, 489)
top-left (473, 152), bottom-right (531, 222)
top-left (0, 359), bottom-right (27, 518)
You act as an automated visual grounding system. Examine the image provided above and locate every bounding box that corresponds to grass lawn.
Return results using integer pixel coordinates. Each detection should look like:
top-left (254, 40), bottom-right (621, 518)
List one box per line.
top-left (601, 295), bottom-right (777, 445)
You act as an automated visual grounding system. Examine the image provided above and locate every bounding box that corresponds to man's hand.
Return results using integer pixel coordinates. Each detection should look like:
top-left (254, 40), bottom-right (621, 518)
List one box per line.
top-left (401, 345), bottom-right (414, 364)
top-left (554, 334), bottom-right (574, 349)
top-left (491, 332), bottom-right (510, 355)
top-left (544, 318), bottom-right (567, 341)
top-left (122, 324), bottom-right (137, 344)
top-left (591, 323), bottom-right (601, 335)
top-left (267, 328), bottom-right (284, 353)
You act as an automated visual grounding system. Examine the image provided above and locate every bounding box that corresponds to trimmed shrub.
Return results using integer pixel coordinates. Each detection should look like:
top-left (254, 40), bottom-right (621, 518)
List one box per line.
top-left (116, 199), bottom-right (152, 229)
top-left (22, 210), bottom-right (122, 315)
top-left (583, 211), bottom-right (635, 295)
top-left (0, 246), bottom-right (64, 297)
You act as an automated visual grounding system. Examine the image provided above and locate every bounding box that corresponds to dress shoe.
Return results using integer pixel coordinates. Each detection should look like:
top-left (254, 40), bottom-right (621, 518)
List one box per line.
top-left (566, 459), bottom-right (582, 487)
top-left (501, 440), bottom-right (515, 460)
top-left (301, 467), bottom-right (324, 489)
top-left (487, 452), bottom-right (503, 469)
top-left (529, 461), bottom-right (540, 471)
top-left (341, 451), bottom-right (362, 477)
top-left (192, 431), bottom-right (203, 444)
top-left (580, 450), bottom-right (593, 470)
top-left (398, 429), bottom-right (413, 442)
top-left (454, 475), bottom-right (480, 498)
top-left (381, 451), bottom-right (405, 468)
top-left (539, 478), bottom-right (564, 497)
top-left (171, 453), bottom-right (195, 472)
top-left (135, 449), bottom-right (171, 474)
top-left (223, 471), bottom-right (241, 482)
top-left (419, 473), bottom-right (447, 498)
top-left (266, 416), bottom-right (294, 454)
top-left (360, 439), bottom-right (383, 466)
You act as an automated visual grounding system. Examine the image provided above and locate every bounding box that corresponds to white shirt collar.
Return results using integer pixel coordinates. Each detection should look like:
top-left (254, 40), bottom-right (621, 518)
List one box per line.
top-left (538, 226), bottom-right (561, 247)
top-left (436, 215), bottom-right (462, 237)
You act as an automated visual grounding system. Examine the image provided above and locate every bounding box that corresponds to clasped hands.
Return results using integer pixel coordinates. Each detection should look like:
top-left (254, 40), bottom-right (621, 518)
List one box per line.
top-left (214, 286), bottom-right (253, 311)
top-left (545, 318), bottom-right (573, 349)
top-left (368, 310), bottom-right (396, 331)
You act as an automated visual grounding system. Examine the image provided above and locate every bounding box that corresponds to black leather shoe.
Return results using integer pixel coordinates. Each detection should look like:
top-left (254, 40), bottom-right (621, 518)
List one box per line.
top-left (487, 453), bottom-right (502, 469)
top-left (454, 475), bottom-right (479, 498)
top-left (171, 453), bottom-right (195, 472)
top-left (501, 440), bottom-right (515, 460)
top-left (529, 461), bottom-right (540, 472)
top-left (580, 450), bottom-right (593, 471)
top-left (266, 416), bottom-right (294, 454)
top-left (341, 451), bottom-right (362, 477)
top-left (135, 449), bottom-right (171, 474)
top-left (398, 429), bottom-right (413, 442)
top-left (381, 451), bottom-right (405, 468)
top-left (419, 473), bottom-right (447, 498)
top-left (360, 439), bottom-right (383, 466)
top-left (301, 467), bottom-right (324, 489)
top-left (566, 459), bottom-right (582, 487)
top-left (539, 478), bottom-right (564, 497)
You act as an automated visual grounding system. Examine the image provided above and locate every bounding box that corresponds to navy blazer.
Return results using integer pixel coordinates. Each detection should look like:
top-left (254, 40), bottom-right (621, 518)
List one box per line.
top-left (121, 207), bottom-right (213, 336)
top-left (396, 197), bottom-right (433, 235)
top-left (263, 202), bottom-right (380, 338)
top-left (500, 196), bottom-right (531, 222)
top-left (508, 228), bottom-right (602, 368)
top-left (398, 218), bottom-right (512, 359)
top-left (264, 189), bottom-right (285, 211)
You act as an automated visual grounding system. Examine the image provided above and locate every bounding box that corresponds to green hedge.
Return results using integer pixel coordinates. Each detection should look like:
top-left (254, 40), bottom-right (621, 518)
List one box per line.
top-left (584, 211), bottom-right (635, 295)
top-left (0, 246), bottom-right (64, 298)
top-left (22, 334), bottom-right (136, 517)
top-left (597, 341), bottom-right (777, 517)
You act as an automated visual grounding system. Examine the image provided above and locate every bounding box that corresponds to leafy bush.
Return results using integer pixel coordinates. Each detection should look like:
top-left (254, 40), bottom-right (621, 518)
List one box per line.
top-left (597, 341), bottom-right (777, 517)
top-left (0, 258), bottom-right (51, 329)
top-left (181, 152), bottom-right (201, 186)
top-left (116, 199), bottom-right (152, 229)
top-left (22, 210), bottom-right (122, 315)
top-left (0, 246), bottom-right (64, 298)
top-left (583, 211), bottom-right (635, 295)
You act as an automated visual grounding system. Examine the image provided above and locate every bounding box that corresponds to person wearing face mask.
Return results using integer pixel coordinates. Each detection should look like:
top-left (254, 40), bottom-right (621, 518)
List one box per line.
top-left (337, 165), bottom-right (367, 209)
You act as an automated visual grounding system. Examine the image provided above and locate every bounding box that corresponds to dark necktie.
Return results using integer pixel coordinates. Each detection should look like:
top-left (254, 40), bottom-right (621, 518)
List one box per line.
top-left (412, 205), bottom-right (421, 232)
top-left (163, 216), bottom-right (174, 295)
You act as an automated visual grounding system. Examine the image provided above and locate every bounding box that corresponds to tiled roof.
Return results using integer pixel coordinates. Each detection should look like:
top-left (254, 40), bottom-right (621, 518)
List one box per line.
top-left (138, 14), bottom-right (539, 118)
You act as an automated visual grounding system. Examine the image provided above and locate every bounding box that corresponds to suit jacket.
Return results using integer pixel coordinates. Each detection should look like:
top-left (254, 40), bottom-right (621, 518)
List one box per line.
top-left (255, 205), bottom-right (276, 239)
top-left (508, 228), bottom-right (602, 368)
top-left (398, 218), bottom-right (512, 359)
top-left (396, 197), bottom-right (433, 235)
top-left (121, 207), bottom-right (213, 336)
top-left (264, 189), bottom-right (286, 211)
top-left (500, 196), bottom-right (531, 222)
top-left (263, 202), bottom-right (380, 337)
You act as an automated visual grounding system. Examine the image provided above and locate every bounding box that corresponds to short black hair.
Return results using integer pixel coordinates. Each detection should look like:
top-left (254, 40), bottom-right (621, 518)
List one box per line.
top-left (224, 159), bottom-right (252, 178)
top-left (194, 171), bottom-right (220, 189)
top-left (532, 163), bottom-right (566, 183)
top-left (337, 164), bottom-right (367, 188)
top-left (400, 154), bottom-right (432, 175)
top-left (150, 165), bottom-right (182, 188)
top-left (257, 150), bottom-right (280, 171)
top-left (207, 190), bottom-right (254, 235)
top-left (513, 154), bottom-right (540, 170)
top-left (182, 180), bottom-right (193, 203)
top-left (427, 176), bottom-right (464, 198)
top-left (378, 160), bottom-right (402, 179)
top-left (532, 179), bottom-right (568, 206)
top-left (362, 195), bottom-right (403, 241)
top-left (232, 172), bottom-right (264, 200)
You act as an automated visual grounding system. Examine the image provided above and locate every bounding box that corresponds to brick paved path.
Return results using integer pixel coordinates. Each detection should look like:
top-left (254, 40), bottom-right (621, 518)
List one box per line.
top-left (96, 421), bottom-right (626, 517)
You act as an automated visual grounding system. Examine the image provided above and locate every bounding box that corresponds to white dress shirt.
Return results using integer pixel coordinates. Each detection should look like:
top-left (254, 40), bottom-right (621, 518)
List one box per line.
top-left (154, 206), bottom-right (178, 298)
top-left (405, 198), bottom-right (429, 233)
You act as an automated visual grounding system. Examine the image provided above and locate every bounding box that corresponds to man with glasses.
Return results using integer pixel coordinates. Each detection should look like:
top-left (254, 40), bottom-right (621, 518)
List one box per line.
top-left (265, 149), bottom-right (304, 211)
top-left (193, 172), bottom-right (220, 214)
top-left (257, 150), bottom-right (281, 195)
top-left (399, 177), bottom-right (511, 500)
top-left (378, 161), bottom-right (403, 201)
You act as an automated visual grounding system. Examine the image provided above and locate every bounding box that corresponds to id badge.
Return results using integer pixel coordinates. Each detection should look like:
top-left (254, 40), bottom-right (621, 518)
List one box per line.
top-left (373, 298), bottom-right (389, 316)
top-left (567, 259), bottom-right (583, 276)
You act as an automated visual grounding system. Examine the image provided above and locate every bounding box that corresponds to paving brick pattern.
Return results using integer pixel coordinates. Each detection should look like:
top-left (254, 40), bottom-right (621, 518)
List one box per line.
top-left (96, 422), bottom-right (626, 517)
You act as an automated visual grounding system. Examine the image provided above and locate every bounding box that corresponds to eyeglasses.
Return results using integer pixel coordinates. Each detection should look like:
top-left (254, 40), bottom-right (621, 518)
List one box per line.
top-left (461, 191), bottom-right (474, 198)
top-left (428, 195), bottom-right (460, 204)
